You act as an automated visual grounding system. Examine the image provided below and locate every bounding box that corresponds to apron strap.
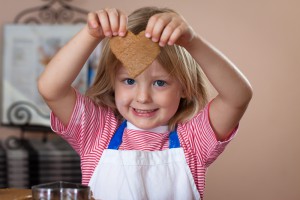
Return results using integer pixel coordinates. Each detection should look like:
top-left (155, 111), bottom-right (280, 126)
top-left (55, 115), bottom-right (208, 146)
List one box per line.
top-left (107, 121), bottom-right (181, 150)
top-left (169, 128), bottom-right (180, 148)
top-left (107, 120), bottom-right (127, 149)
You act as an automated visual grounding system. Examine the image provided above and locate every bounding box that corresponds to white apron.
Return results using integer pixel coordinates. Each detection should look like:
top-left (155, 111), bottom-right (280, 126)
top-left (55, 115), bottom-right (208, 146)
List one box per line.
top-left (89, 121), bottom-right (201, 200)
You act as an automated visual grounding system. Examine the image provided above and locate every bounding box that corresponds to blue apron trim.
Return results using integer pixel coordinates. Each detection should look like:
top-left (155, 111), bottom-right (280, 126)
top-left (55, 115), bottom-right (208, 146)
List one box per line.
top-left (169, 128), bottom-right (180, 149)
top-left (107, 121), bottom-right (180, 150)
top-left (107, 120), bottom-right (127, 149)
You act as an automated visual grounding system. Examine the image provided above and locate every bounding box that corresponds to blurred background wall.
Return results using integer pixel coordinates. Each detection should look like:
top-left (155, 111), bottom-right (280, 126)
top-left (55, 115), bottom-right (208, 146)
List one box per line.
top-left (0, 0), bottom-right (299, 199)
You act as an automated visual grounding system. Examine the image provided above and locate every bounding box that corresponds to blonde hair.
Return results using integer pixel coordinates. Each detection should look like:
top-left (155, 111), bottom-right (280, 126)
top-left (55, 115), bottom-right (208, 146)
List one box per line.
top-left (86, 7), bottom-right (208, 130)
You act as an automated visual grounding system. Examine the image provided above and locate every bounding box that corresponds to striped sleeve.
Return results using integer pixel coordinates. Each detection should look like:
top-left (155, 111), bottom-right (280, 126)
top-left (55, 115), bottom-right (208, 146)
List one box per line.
top-left (182, 102), bottom-right (238, 168)
top-left (50, 90), bottom-right (108, 157)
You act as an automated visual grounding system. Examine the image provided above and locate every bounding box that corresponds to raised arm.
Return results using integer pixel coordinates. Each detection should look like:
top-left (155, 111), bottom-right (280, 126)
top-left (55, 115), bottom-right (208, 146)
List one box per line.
top-left (186, 36), bottom-right (253, 140)
top-left (38, 9), bottom-right (127, 126)
top-left (145, 12), bottom-right (253, 140)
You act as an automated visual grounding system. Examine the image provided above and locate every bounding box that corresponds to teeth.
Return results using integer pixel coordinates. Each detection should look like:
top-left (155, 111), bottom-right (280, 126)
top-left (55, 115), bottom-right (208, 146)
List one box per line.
top-left (134, 109), bottom-right (155, 113)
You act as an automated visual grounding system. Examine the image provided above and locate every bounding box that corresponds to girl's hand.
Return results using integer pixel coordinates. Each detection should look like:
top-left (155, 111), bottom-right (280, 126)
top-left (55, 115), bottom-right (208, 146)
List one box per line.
top-left (145, 12), bottom-right (195, 48)
top-left (87, 8), bottom-right (128, 39)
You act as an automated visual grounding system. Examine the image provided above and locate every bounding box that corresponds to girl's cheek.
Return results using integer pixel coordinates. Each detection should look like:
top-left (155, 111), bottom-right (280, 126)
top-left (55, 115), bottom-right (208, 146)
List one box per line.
top-left (115, 93), bottom-right (131, 105)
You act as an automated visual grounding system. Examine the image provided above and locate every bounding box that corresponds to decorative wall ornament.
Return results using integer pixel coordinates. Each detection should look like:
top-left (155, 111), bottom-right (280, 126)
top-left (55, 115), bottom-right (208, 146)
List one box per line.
top-left (14, 0), bottom-right (88, 24)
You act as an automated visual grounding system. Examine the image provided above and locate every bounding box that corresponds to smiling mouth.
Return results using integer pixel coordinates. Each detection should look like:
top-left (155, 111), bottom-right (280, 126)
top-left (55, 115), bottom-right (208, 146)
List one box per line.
top-left (133, 108), bottom-right (158, 113)
top-left (131, 107), bottom-right (159, 117)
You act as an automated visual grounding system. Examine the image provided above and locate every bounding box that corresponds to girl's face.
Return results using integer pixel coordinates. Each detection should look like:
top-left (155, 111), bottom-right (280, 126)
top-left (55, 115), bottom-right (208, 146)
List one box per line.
top-left (114, 60), bottom-right (185, 130)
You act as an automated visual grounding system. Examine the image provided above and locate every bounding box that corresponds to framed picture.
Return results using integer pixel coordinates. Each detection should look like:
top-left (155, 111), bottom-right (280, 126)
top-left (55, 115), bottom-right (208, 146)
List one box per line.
top-left (1, 24), bottom-right (100, 129)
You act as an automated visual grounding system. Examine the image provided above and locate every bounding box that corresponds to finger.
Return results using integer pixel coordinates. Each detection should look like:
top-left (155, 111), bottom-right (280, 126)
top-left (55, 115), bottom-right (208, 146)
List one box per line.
top-left (145, 14), bottom-right (158, 38)
top-left (118, 11), bottom-right (128, 36)
top-left (97, 10), bottom-right (112, 37)
top-left (87, 12), bottom-right (103, 38)
top-left (145, 14), bottom-right (169, 40)
top-left (87, 12), bottom-right (100, 29)
top-left (158, 21), bottom-right (179, 46)
top-left (105, 8), bottom-right (119, 36)
top-left (168, 25), bottom-right (184, 45)
top-left (150, 14), bottom-right (172, 43)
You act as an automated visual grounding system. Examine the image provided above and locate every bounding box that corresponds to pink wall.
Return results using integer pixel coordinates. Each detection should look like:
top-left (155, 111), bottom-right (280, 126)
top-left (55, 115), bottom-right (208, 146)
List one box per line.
top-left (1, 0), bottom-right (300, 199)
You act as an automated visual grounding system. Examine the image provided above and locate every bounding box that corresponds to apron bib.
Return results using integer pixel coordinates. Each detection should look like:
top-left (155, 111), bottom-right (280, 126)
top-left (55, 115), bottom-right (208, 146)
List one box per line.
top-left (89, 121), bottom-right (201, 200)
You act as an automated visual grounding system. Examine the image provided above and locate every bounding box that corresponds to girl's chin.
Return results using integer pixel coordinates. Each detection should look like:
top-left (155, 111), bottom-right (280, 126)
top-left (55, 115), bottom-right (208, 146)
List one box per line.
top-left (128, 119), bottom-right (168, 131)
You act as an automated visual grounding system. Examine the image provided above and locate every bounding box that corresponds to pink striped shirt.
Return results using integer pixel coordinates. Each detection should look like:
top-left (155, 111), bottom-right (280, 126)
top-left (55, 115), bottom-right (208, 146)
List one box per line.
top-left (51, 91), bottom-right (237, 199)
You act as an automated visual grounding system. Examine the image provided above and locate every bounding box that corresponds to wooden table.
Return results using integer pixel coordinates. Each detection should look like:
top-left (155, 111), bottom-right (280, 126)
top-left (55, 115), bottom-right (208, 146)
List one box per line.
top-left (0, 188), bottom-right (32, 200)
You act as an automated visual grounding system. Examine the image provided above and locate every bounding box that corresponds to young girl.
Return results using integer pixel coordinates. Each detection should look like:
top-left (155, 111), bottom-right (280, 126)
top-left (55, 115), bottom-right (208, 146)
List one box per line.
top-left (38, 6), bottom-right (252, 200)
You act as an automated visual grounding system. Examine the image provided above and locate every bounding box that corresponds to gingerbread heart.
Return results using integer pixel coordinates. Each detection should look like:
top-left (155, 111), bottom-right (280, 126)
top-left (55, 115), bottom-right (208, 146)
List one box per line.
top-left (110, 31), bottom-right (161, 78)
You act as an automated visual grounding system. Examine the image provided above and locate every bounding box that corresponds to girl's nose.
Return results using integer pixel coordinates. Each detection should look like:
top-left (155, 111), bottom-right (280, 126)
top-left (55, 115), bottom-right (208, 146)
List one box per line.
top-left (135, 86), bottom-right (151, 104)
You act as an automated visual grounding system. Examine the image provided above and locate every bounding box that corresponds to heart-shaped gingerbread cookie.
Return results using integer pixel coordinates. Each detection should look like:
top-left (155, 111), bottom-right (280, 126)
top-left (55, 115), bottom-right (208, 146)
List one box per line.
top-left (110, 31), bottom-right (161, 78)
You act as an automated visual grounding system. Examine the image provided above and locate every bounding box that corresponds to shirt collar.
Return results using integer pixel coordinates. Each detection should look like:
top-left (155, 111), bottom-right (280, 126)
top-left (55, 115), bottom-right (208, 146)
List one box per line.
top-left (126, 121), bottom-right (169, 134)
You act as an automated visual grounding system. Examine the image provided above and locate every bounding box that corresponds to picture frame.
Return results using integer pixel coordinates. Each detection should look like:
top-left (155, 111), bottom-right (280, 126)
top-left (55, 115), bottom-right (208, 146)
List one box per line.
top-left (1, 24), bottom-right (100, 128)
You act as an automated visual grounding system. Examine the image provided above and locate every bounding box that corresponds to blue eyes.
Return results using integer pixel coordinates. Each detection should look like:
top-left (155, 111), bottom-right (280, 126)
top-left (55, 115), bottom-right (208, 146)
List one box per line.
top-left (154, 80), bottom-right (166, 87)
top-left (124, 79), bottom-right (135, 85)
top-left (123, 79), bottom-right (166, 87)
